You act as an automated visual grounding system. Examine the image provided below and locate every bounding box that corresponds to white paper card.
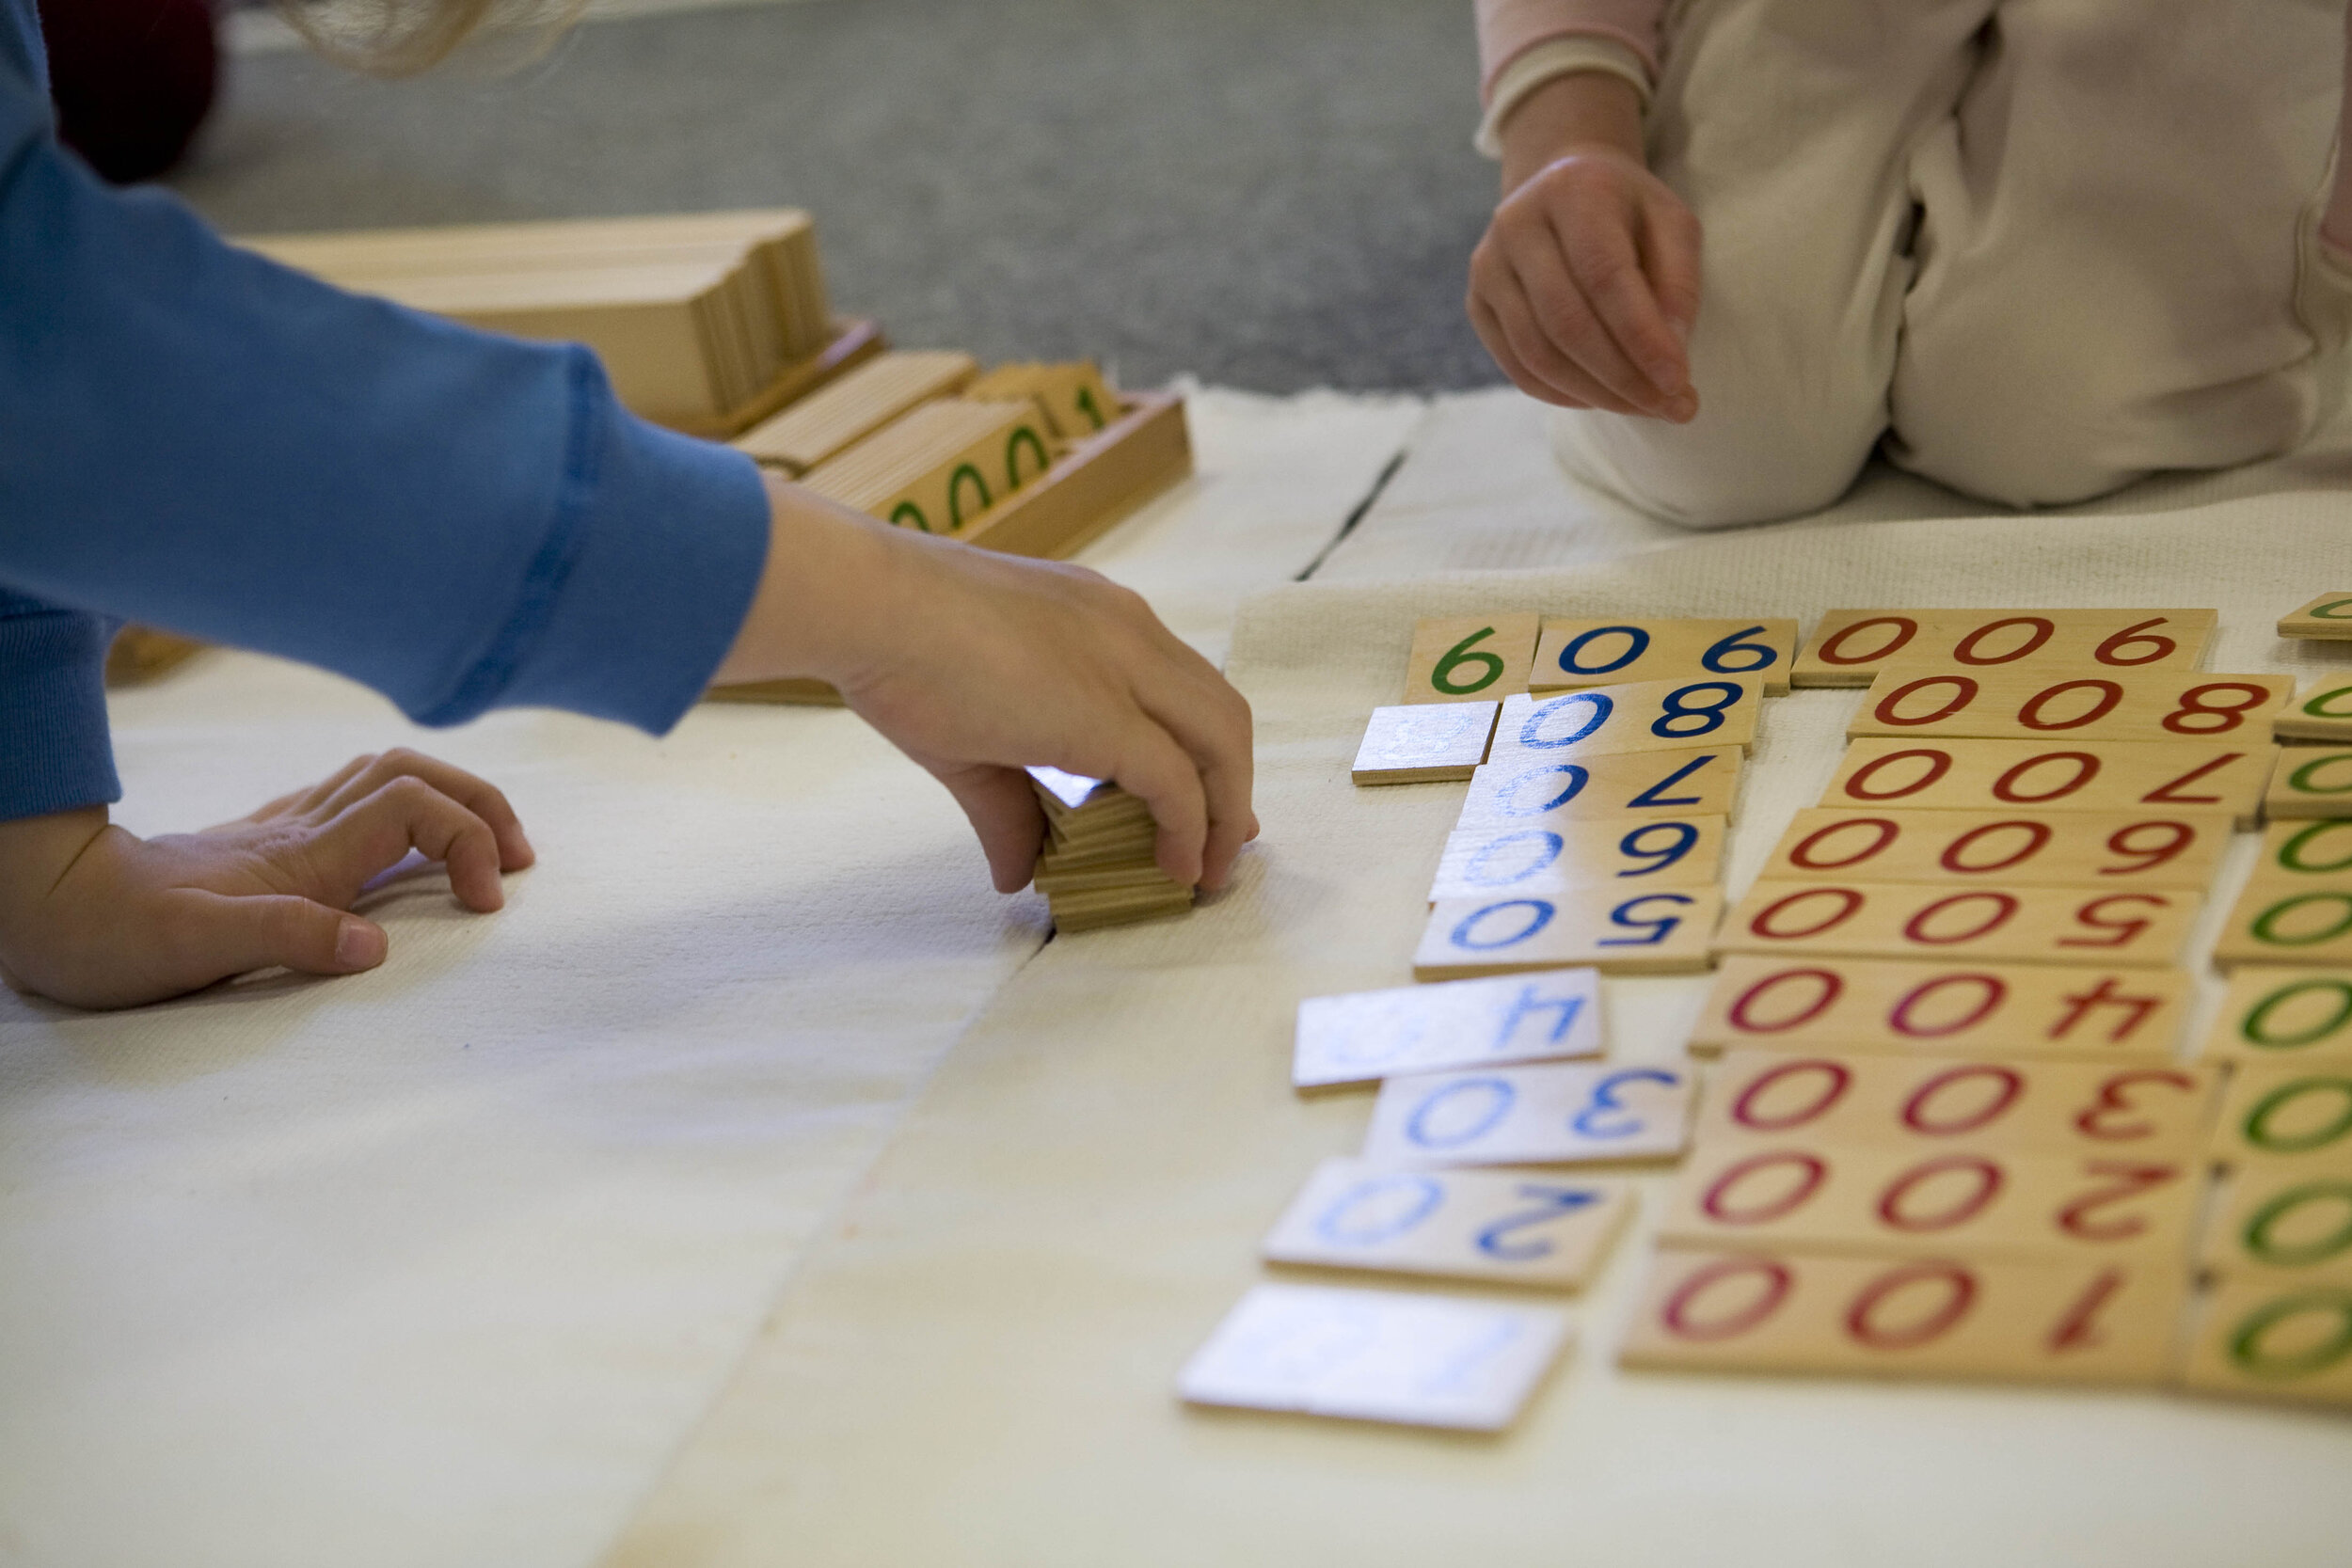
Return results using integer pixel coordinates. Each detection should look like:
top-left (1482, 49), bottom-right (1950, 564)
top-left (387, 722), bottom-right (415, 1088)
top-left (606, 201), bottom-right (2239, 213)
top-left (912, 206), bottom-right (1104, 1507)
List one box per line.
top-left (1177, 1282), bottom-right (1572, 1431)
top-left (1293, 970), bottom-right (1604, 1088)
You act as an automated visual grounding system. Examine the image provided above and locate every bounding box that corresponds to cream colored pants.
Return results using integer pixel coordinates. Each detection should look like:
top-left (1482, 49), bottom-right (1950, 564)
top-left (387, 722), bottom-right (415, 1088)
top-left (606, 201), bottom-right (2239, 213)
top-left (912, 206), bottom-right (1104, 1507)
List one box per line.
top-left (1555, 0), bottom-right (2352, 526)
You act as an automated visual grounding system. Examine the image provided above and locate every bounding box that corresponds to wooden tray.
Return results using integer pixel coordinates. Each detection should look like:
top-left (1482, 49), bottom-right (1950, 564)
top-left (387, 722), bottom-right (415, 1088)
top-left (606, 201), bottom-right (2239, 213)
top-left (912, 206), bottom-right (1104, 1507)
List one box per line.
top-left (662, 318), bottom-right (884, 441)
top-left (705, 391), bottom-right (1193, 706)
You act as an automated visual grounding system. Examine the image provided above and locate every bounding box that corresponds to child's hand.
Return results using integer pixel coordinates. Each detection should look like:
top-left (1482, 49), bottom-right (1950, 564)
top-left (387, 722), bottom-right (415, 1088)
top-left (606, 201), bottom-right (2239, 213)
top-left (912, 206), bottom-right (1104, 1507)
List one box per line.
top-left (718, 477), bottom-right (1258, 897)
top-left (0, 751), bottom-right (532, 1010)
top-left (1468, 71), bottom-right (1702, 420)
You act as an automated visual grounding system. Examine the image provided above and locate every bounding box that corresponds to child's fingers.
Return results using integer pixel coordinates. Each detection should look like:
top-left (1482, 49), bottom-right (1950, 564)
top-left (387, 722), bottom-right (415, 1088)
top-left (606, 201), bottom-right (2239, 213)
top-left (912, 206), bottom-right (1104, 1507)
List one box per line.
top-left (313, 749), bottom-right (534, 869)
top-left (1508, 231), bottom-right (1674, 416)
top-left (155, 888), bottom-right (388, 986)
top-left (313, 776), bottom-right (511, 911)
top-left (1639, 189), bottom-right (1705, 342)
top-left (1468, 293), bottom-right (1591, 409)
top-left (1481, 278), bottom-right (1643, 414)
top-left (930, 765), bottom-right (1050, 895)
top-left (1132, 668), bottom-right (1255, 893)
top-left (1555, 201), bottom-right (1695, 419)
top-left (1090, 718), bottom-right (1211, 889)
top-left (1470, 239), bottom-right (1606, 407)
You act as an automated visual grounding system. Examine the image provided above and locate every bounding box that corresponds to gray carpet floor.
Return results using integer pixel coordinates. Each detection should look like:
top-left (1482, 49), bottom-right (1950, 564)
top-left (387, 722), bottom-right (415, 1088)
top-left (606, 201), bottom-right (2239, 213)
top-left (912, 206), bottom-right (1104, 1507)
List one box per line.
top-left (172, 0), bottom-right (1505, 394)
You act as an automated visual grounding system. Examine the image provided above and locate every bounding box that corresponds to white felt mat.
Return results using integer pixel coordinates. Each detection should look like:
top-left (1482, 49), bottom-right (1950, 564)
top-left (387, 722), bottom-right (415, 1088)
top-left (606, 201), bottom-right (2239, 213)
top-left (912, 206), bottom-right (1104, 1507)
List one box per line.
top-left (0, 387), bottom-right (1422, 1568)
top-left (608, 492), bottom-right (2352, 1568)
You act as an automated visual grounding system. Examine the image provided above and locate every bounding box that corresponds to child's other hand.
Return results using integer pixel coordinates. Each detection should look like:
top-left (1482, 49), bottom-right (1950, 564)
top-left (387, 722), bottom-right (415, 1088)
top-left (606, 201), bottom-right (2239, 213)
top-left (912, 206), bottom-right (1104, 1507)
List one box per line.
top-left (1469, 72), bottom-right (1702, 420)
top-left (0, 751), bottom-right (532, 1010)
top-left (718, 478), bottom-right (1258, 897)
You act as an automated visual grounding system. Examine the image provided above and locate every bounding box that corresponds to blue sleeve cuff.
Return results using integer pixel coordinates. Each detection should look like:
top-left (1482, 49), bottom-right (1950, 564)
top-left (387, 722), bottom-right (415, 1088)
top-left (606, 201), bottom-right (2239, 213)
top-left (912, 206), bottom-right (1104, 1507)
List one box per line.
top-left (433, 352), bottom-right (772, 735)
top-left (0, 594), bottom-right (120, 821)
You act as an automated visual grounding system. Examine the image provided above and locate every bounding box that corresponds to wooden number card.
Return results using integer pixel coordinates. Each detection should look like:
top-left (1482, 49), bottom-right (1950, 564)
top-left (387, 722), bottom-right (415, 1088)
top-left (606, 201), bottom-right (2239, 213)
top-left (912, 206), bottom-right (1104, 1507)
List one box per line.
top-left (2211, 820), bottom-right (2352, 971)
top-left (2278, 592), bottom-right (2352, 641)
top-left (2213, 884), bottom-right (2352, 973)
top-left (2204, 1062), bottom-right (2352, 1172)
top-left (1529, 619), bottom-right (1799, 697)
top-left (1621, 1247), bottom-right (2183, 1386)
top-left (1292, 970), bottom-right (1603, 1089)
top-left (2198, 968), bottom-right (2352, 1065)
top-left (2264, 748), bottom-right (2352, 820)
top-left (1622, 1246), bottom-right (2181, 1386)
top-left (1848, 669), bottom-right (2293, 745)
top-left (1760, 807), bottom-right (2231, 892)
top-left (1716, 880), bottom-right (2199, 970)
top-left (1691, 957), bottom-right (2190, 1061)
top-left (1793, 609), bottom-right (2216, 689)
top-left (1824, 737), bottom-right (2273, 829)
top-left (1658, 1141), bottom-right (2198, 1261)
top-left (1261, 1157), bottom-right (1634, 1289)
top-left (2177, 1276), bottom-right (2352, 1406)
top-left (1694, 1050), bottom-right (2217, 1161)
top-left (1417, 889), bottom-right (1724, 979)
top-left (1402, 613), bottom-right (1541, 705)
top-left (1430, 814), bottom-right (1724, 903)
top-left (2276, 679), bottom-right (2352, 744)
top-left (1486, 681), bottom-right (1760, 767)
top-left (2243, 818), bottom-right (2352, 893)
top-left (1456, 750), bottom-right (1743, 828)
top-left (2199, 1167), bottom-right (2352, 1285)
top-left (1177, 1282), bottom-right (1572, 1431)
top-left (1352, 702), bottom-right (1499, 784)
top-left (1361, 1060), bottom-right (1693, 1167)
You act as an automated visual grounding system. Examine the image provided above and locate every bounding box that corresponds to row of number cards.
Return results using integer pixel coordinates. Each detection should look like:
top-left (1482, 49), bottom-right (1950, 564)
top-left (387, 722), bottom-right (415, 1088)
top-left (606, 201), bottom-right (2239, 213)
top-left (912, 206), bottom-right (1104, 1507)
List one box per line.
top-left (1617, 1016), bottom-right (2352, 1406)
top-left (1718, 612), bottom-right (2291, 972)
top-left (1356, 613), bottom-right (1803, 975)
top-left (1179, 967), bottom-right (1687, 1431)
top-left (1186, 616), bottom-right (1771, 1431)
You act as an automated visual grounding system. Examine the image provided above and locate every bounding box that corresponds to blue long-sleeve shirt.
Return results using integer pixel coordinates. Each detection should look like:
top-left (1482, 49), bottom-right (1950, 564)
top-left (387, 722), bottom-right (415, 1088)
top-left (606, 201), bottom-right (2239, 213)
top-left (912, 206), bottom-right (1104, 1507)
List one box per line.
top-left (0, 0), bottom-right (771, 821)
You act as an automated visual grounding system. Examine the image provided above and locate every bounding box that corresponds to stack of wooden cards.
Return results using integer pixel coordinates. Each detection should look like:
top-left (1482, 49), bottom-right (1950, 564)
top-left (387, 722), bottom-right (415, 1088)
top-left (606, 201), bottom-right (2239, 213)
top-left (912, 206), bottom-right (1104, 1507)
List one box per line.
top-left (246, 211), bottom-right (838, 434)
top-left (801, 397), bottom-right (1056, 538)
top-left (1028, 767), bottom-right (1195, 933)
top-left (964, 361), bottom-right (1122, 440)
top-left (711, 358), bottom-right (1193, 705)
top-left (732, 350), bottom-right (980, 474)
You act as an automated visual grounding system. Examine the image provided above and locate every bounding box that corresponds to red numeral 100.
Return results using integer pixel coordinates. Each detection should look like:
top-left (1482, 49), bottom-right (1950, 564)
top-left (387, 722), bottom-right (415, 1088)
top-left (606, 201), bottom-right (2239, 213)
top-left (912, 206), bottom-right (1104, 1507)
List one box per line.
top-left (1657, 1253), bottom-right (2133, 1354)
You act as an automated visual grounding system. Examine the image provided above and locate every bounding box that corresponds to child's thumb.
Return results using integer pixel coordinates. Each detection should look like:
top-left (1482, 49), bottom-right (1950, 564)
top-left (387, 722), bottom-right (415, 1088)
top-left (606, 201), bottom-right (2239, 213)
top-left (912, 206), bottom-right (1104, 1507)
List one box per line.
top-left (176, 890), bottom-right (388, 979)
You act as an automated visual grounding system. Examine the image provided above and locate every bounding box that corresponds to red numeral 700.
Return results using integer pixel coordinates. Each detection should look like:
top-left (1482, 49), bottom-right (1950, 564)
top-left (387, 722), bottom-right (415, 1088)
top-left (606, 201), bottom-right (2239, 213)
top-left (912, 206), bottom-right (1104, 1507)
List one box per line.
top-left (1838, 748), bottom-right (2246, 806)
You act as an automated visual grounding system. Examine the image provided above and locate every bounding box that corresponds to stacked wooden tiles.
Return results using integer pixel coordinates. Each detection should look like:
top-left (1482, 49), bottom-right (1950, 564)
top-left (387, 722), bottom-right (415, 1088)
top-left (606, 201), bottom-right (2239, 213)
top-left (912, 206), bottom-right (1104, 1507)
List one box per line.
top-left (246, 211), bottom-right (842, 436)
top-left (738, 352), bottom-right (1174, 558)
top-left (710, 354), bottom-right (1192, 705)
top-left (1026, 767), bottom-right (1195, 932)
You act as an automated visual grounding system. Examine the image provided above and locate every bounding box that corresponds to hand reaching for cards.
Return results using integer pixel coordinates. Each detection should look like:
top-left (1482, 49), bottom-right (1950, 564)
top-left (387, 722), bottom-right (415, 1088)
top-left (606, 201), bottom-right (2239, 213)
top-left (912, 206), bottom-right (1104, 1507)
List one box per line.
top-left (0, 750), bottom-right (532, 1009)
top-left (716, 474), bottom-right (1258, 896)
